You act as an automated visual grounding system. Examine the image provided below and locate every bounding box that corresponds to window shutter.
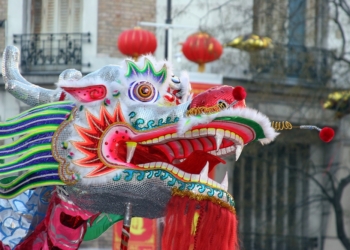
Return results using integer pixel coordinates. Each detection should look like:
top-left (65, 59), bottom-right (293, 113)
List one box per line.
top-left (31, 0), bottom-right (82, 34)
top-left (70, 0), bottom-right (82, 33)
top-left (41, 0), bottom-right (56, 33)
top-left (59, 0), bottom-right (69, 33)
top-left (31, 0), bottom-right (42, 33)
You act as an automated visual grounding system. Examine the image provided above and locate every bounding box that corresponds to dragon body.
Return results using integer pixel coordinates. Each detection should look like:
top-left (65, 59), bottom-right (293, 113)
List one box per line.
top-left (0, 46), bottom-right (278, 249)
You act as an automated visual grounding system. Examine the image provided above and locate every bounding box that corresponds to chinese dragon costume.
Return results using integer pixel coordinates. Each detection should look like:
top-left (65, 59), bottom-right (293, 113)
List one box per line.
top-left (0, 45), bottom-right (281, 249)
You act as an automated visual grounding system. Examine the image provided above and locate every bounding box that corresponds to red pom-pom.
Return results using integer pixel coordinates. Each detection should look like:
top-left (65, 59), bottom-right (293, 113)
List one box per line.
top-left (319, 127), bottom-right (335, 143)
top-left (232, 86), bottom-right (246, 101)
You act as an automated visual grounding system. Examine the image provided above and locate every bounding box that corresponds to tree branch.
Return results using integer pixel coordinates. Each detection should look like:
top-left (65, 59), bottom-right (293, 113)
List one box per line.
top-left (288, 167), bottom-right (333, 202)
top-left (173, 0), bottom-right (195, 19)
top-left (339, 0), bottom-right (350, 16)
top-left (323, 169), bottom-right (337, 197)
top-left (333, 173), bottom-right (350, 249)
top-left (331, 1), bottom-right (350, 64)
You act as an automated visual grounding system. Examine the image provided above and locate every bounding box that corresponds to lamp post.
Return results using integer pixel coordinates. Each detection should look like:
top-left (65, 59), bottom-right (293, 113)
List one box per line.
top-left (138, 1), bottom-right (197, 62)
top-left (164, 0), bottom-right (172, 60)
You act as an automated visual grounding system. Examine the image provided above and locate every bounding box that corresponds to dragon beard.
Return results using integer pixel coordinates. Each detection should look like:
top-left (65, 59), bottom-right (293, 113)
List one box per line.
top-left (162, 188), bottom-right (238, 250)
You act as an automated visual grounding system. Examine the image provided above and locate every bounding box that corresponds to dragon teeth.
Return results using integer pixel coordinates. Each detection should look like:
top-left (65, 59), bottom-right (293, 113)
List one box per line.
top-left (190, 174), bottom-right (200, 182)
top-left (125, 141), bottom-right (137, 163)
top-left (192, 129), bottom-right (199, 137)
top-left (138, 161), bottom-right (229, 192)
top-left (235, 144), bottom-right (243, 161)
top-left (184, 131), bottom-right (192, 138)
top-left (199, 161), bottom-right (209, 183)
top-left (199, 128), bottom-right (207, 136)
top-left (200, 161), bottom-right (209, 176)
top-left (221, 171), bottom-right (228, 191)
top-left (215, 130), bottom-right (224, 151)
top-left (184, 173), bottom-right (191, 181)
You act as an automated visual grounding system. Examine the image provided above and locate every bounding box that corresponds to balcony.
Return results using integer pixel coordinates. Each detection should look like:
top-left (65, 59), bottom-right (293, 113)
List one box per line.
top-left (13, 33), bottom-right (91, 73)
top-left (249, 44), bottom-right (334, 85)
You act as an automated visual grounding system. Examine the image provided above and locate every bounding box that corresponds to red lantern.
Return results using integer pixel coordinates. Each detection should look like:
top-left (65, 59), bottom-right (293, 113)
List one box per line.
top-left (182, 32), bottom-right (223, 72)
top-left (117, 27), bottom-right (157, 60)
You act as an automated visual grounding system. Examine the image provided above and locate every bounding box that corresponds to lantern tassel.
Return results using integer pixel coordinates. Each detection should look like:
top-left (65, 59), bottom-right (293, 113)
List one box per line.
top-left (198, 63), bottom-right (205, 72)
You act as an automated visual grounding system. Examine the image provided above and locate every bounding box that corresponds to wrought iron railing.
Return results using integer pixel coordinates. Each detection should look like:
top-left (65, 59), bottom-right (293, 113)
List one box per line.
top-left (249, 44), bottom-right (334, 85)
top-left (13, 33), bottom-right (91, 73)
top-left (239, 233), bottom-right (318, 250)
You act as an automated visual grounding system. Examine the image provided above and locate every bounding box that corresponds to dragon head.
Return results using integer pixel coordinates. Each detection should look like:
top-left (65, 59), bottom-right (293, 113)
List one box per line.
top-left (1, 46), bottom-right (278, 249)
top-left (46, 56), bottom-right (276, 218)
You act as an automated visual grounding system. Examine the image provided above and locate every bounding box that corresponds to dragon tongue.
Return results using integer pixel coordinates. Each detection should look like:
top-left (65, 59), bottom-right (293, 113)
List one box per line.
top-left (173, 150), bottom-right (226, 175)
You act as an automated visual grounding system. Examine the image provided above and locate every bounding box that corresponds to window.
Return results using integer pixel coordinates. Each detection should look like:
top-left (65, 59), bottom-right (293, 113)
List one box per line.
top-left (233, 142), bottom-right (313, 249)
top-left (31, 0), bottom-right (82, 34)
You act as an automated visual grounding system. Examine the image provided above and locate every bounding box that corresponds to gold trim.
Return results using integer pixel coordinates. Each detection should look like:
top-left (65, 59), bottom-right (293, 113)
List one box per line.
top-left (171, 187), bottom-right (236, 214)
top-left (271, 121), bottom-right (293, 131)
top-left (52, 108), bottom-right (78, 185)
top-left (186, 103), bottom-right (225, 116)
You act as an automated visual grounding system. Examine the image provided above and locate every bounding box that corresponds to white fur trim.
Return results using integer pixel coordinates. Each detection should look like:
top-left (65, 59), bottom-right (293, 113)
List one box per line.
top-left (178, 107), bottom-right (279, 144)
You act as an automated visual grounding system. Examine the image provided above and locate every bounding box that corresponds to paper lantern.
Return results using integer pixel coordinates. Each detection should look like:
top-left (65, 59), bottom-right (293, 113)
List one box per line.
top-left (182, 32), bottom-right (223, 72)
top-left (117, 27), bottom-right (157, 60)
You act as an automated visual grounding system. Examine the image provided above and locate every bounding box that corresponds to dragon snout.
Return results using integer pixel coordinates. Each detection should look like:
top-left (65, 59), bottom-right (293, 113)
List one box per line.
top-left (187, 85), bottom-right (246, 115)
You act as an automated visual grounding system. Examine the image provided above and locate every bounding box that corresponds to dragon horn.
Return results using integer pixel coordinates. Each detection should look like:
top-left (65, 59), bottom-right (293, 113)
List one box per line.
top-left (2, 45), bottom-right (65, 106)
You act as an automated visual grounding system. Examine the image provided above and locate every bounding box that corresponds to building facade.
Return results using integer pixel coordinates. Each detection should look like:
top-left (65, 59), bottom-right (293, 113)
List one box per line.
top-left (0, 0), bottom-right (349, 249)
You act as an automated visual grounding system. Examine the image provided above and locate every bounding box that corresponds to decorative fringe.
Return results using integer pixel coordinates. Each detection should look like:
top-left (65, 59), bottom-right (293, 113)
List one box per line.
top-left (186, 103), bottom-right (226, 116)
top-left (0, 102), bottom-right (74, 198)
top-left (162, 189), bottom-right (238, 250)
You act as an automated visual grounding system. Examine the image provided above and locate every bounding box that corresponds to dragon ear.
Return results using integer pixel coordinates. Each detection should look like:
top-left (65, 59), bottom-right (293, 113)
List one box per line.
top-left (2, 46), bottom-right (65, 106)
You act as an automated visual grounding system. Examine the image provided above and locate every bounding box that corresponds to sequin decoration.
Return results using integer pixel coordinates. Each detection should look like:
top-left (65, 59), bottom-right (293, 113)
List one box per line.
top-left (64, 169), bottom-right (234, 218)
top-left (2, 46), bottom-right (64, 107)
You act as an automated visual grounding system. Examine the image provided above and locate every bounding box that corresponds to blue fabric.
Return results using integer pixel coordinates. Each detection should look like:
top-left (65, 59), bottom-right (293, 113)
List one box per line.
top-left (0, 186), bottom-right (53, 249)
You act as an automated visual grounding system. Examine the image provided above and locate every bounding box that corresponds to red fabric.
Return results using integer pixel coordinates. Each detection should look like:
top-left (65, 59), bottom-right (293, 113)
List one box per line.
top-left (15, 192), bottom-right (94, 250)
top-left (60, 212), bottom-right (86, 229)
top-left (174, 150), bottom-right (225, 175)
top-left (162, 196), bottom-right (238, 250)
top-left (0, 242), bottom-right (11, 250)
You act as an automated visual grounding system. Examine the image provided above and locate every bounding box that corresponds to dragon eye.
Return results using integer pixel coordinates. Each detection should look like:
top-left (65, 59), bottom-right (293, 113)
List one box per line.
top-left (129, 81), bottom-right (159, 102)
top-left (171, 75), bottom-right (180, 83)
top-left (138, 85), bottom-right (152, 97)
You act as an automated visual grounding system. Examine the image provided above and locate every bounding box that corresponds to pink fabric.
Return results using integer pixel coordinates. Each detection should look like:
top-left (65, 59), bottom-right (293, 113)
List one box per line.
top-left (0, 241), bottom-right (11, 250)
top-left (16, 192), bottom-right (95, 250)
